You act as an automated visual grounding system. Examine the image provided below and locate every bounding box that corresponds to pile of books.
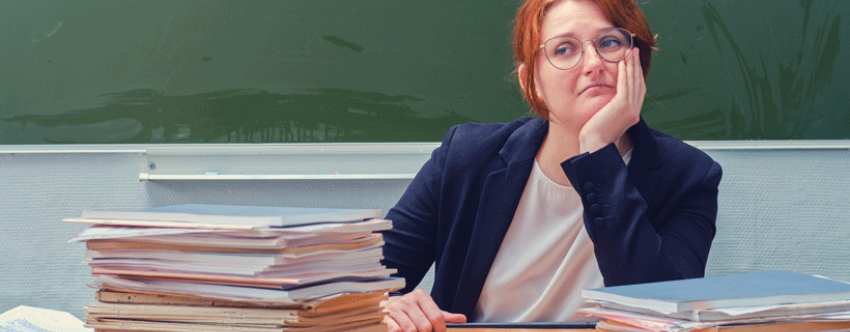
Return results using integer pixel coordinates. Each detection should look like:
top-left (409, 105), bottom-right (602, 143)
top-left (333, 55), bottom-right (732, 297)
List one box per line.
top-left (65, 204), bottom-right (404, 332)
top-left (579, 270), bottom-right (850, 332)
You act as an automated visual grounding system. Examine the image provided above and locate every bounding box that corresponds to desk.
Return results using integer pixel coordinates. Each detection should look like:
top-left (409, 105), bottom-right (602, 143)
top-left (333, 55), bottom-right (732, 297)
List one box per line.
top-left (445, 322), bottom-right (595, 331)
top-left (447, 329), bottom-right (584, 332)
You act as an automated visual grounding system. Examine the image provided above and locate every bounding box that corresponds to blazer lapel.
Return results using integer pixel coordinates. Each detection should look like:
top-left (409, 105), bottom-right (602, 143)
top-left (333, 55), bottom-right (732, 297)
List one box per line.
top-left (452, 118), bottom-right (548, 317)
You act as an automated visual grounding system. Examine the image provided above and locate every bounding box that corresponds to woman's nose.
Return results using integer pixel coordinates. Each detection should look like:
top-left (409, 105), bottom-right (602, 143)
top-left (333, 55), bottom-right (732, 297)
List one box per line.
top-left (580, 42), bottom-right (605, 73)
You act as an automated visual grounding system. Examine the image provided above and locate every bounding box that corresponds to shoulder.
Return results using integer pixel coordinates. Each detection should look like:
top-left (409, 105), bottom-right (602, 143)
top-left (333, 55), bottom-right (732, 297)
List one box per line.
top-left (439, 117), bottom-right (542, 161)
top-left (649, 129), bottom-right (712, 163)
top-left (647, 128), bottom-right (722, 184)
top-left (444, 117), bottom-right (537, 147)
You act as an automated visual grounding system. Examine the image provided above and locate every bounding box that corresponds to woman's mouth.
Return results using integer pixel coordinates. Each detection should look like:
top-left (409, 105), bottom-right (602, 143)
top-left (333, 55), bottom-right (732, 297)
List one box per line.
top-left (581, 84), bottom-right (614, 96)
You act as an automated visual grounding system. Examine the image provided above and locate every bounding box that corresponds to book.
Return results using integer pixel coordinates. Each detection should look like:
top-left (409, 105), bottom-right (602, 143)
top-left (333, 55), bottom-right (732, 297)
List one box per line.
top-left (595, 318), bottom-right (850, 332)
top-left (85, 233), bottom-right (385, 255)
top-left (95, 289), bottom-right (388, 313)
top-left (580, 305), bottom-right (850, 332)
top-left (73, 204), bottom-right (382, 228)
top-left (86, 246), bottom-right (384, 268)
top-left (83, 319), bottom-right (388, 332)
top-left (68, 218), bottom-right (392, 243)
top-left (582, 270), bottom-right (850, 314)
top-left (704, 320), bottom-right (850, 332)
top-left (84, 302), bottom-right (386, 326)
top-left (86, 290), bottom-right (391, 332)
top-left (90, 266), bottom-right (397, 289)
top-left (588, 298), bottom-right (850, 322)
top-left (95, 274), bottom-right (404, 302)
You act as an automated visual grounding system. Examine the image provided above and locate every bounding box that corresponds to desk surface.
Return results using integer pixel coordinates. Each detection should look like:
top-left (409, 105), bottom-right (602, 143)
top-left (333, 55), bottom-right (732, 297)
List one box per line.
top-left (447, 329), bottom-right (584, 332)
top-left (445, 322), bottom-right (595, 331)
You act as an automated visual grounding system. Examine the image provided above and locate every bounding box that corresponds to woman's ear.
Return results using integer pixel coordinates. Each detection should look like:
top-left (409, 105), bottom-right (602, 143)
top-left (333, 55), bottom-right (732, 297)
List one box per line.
top-left (517, 62), bottom-right (542, 99)
top-left (517, 62), bottom-right (529, 92)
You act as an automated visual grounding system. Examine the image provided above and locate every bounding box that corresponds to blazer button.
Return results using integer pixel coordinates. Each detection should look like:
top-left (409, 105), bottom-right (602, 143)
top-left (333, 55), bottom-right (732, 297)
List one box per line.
top-left (584, 182), bottom-right (595, 192)
top-left (589, 204), bottom-right (601, 213)
top-left (587, 193), bottom-right (597, 203)
top-left (594, 217), bottom-right (605, 228)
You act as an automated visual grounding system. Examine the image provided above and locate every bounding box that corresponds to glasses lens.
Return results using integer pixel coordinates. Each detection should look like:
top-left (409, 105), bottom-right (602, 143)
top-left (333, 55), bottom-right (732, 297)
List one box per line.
top-left (543, 36), bottom-right (582, 70)
top-left (541, 28), bottom-right (634, 70)
top-left (595, 28), bottom-right (632, 62)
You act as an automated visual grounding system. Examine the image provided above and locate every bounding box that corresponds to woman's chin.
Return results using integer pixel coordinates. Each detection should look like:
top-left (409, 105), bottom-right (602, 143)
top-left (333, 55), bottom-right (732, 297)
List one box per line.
top-left (549, 95), bottom-right (615, 128)
top-left (582, 96), bottom-right (614, 115)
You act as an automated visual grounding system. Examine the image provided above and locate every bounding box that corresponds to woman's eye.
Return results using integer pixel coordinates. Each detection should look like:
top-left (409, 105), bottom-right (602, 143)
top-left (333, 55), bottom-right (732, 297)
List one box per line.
top-left (554, 43), bottom-right (576, 57)
top-left (599, 38), bottom-right (623, 49)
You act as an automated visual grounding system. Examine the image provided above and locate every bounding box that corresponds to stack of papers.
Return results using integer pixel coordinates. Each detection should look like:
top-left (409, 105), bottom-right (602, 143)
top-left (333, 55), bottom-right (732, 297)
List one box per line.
top-left (65, 204), bottom-right (404, 332)
top-left (578, 270), bottom-right (850, 332)
top-left (0, 305), bottom-right (91, 332)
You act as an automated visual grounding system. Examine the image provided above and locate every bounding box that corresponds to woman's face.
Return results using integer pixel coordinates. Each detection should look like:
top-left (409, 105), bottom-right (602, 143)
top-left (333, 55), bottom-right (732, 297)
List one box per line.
top-left (534, 0), bottom-right (620, 132)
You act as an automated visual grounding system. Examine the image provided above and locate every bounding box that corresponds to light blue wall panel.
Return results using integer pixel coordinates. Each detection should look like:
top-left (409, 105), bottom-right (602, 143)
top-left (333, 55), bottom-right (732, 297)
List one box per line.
top-left (1, 145), bottom-right (848, 319)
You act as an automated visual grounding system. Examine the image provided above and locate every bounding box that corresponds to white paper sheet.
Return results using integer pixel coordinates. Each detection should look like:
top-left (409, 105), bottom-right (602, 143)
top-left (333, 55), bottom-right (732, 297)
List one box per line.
top-left (0, 305), bottom-right (92, 332)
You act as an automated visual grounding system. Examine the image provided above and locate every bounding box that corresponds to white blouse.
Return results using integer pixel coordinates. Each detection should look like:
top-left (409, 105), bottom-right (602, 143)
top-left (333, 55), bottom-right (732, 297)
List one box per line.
top-left (473, 151), bottom-right (631, 322)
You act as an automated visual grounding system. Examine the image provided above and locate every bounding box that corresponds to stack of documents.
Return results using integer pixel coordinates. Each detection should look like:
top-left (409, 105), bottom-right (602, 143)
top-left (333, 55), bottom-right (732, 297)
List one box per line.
top-left (65, 204), bottom-right (404, 332)
top-left (0, 305), bottom-right (91, 332)
top-left (578, 270), bottom-right (850, 332)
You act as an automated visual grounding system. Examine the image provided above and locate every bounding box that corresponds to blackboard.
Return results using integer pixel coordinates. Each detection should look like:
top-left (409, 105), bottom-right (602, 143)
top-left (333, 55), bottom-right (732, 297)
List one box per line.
top-left (1, 0), bottom-right (847, 144)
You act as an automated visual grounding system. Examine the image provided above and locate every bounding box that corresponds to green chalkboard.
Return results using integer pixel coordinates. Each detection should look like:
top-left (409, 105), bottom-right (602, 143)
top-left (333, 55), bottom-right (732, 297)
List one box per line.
top-left (1, 0), bottom-right (847, 144)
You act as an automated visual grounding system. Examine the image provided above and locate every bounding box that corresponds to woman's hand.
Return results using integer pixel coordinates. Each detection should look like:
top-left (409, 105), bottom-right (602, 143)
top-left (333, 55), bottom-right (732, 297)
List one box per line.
top-left (382, 289), bottom-right (467, 332)
top-left (578, 47), bottom-right (645, 154)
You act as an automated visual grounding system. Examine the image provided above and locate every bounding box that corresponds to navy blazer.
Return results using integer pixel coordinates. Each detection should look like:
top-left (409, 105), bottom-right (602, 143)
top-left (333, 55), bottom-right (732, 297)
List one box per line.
top-left (381, 117), bottom-right (722, 320)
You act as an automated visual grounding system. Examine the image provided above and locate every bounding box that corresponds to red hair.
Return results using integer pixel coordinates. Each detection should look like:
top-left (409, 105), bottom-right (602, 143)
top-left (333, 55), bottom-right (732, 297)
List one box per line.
top-left (513, 0), bottom-right (655, 118)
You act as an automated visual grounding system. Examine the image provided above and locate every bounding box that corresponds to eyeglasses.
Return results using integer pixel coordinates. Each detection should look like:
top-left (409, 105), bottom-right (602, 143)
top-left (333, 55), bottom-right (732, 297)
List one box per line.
top-left (539, 27), bottom-right (635, 70)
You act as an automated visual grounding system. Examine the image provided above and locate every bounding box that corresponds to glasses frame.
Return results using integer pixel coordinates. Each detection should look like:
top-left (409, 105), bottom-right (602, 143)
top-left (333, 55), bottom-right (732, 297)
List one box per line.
top-left (539, 27), bottom-right (636, 70)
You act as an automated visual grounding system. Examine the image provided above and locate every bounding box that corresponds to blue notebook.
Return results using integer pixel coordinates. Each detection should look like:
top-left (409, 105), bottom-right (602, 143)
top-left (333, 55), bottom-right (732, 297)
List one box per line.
top-left (582, 270), bottom-right (850, 313)
top-left (81, 204), bottom-right (382, 227)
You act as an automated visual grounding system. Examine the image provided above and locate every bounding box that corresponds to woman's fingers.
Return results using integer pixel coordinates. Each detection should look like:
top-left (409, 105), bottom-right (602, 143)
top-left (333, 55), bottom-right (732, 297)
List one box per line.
top-left (383, 313), bottom-right (405, 332)
top-left (414, 290), bottom-right (448, 331)
top-left (383, 295), bottom-right (421, 332)
top-left (393, 316), bottom-right (419, 332)
top-left (621, 47), bottom-right (642, 127)
top-left (617, 53), bottom-right (628, 105)
top-left (443, 311), bottom-right (468, 324)
top-left (626, 48), bottom-right (634, 103)
top-left (398, 291), bottom-right (439, 331)
top-left (634, 48), bottom-right (646, 110)
top-left (383, 290), bottom-right (465, 332)
top-left (631, 48), bottom-right (642, 107)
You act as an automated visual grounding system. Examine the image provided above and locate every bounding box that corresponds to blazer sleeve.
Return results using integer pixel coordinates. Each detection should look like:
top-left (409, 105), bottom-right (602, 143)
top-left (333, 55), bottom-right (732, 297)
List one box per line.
top-left (380, 125), bottom-right (458, 294)
top-left (561, 143), bottom-right (722, 286)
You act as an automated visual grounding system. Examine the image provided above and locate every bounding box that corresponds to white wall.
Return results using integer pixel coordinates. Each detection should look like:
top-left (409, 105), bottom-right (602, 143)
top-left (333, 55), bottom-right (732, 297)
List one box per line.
top-left (1, 142), bottom-right (848, 319)
top-left (705, 147), bottom-right (850, 278)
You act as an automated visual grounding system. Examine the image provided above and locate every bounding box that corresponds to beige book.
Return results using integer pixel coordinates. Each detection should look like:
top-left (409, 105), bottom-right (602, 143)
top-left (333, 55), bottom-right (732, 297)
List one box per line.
top-left (703, 320), bottom-right (850, 332)
top-left (596, 319), bottom-right (850, 332)
top-left (75, 205), bottom-right (382, 228)
top-left (85, 301), bottom-right (299, 317)
top-left (85, 300), bottom-right (385, 325)
top-left (87, 318), bottom-right (387, 332)
top-left (90, 266), bottom-right (396, 289)
top-left (86, 234), bottom-right (383, 255)
top-left (96, 289), bottom-right (388, 315)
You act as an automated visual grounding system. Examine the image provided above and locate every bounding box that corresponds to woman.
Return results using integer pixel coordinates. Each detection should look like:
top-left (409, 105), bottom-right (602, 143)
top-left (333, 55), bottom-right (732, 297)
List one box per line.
top-left (380, 0), bottom-right (722, 331)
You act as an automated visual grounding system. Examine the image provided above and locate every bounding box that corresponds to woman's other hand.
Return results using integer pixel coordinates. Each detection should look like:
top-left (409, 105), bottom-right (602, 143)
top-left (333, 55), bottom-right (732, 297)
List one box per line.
top-left (578, 47), bottom-right (645, 154)
top-left (382, 289), bottom-right (468, 332)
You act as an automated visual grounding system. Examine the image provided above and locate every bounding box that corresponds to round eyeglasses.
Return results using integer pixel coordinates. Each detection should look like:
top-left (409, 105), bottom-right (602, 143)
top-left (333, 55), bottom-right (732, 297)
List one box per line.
top-left (539, 27), bottom-right (635, 70)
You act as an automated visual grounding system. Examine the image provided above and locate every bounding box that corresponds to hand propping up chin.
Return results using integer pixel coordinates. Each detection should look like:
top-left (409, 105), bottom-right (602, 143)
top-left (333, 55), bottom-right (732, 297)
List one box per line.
top-left (579, 47), bottom-right (645, 154)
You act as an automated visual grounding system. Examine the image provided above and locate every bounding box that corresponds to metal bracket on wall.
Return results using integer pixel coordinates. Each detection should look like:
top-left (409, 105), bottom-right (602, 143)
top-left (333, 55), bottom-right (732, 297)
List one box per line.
top-left (139, 143), bottom-right (439, 181)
